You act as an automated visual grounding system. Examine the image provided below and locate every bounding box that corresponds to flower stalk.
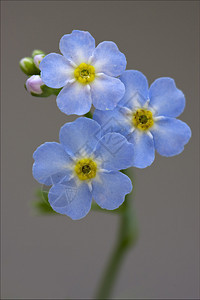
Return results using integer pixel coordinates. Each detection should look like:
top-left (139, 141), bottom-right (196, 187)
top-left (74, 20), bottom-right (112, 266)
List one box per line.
top-left (95, 169), bottom-right (138, 299)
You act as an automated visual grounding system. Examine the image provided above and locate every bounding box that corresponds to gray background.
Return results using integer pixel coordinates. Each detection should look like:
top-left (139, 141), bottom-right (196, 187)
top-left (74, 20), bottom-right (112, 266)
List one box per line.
top-left (1, 1), bottom-right (199, 299)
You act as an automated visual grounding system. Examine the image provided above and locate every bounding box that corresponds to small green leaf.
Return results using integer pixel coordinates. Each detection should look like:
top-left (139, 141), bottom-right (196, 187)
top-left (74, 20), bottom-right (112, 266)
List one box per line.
top-left (84, 111), bottom-right (93, 119)
top-left (33, 189), bottom-right (57, 215)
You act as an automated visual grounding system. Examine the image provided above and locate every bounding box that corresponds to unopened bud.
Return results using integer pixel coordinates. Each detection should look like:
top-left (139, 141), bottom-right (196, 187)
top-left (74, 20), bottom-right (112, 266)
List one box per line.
top-left (26, 75), bottom-right (43, 95)
top-left (34, 54), bottom-right (45, 69)
top-left (19, 57), bottom-right (39, 75)
top-left (32, 49), bottom-right (45, 58)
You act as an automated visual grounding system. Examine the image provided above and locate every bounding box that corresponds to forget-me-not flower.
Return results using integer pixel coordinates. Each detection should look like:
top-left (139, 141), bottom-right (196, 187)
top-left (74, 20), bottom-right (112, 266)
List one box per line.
top-left (93, 70), bottom-right (191, 168)
top-left (33, 118), bottom-right (134, 220)
top-left (39, 30), bottom-right (126, 115)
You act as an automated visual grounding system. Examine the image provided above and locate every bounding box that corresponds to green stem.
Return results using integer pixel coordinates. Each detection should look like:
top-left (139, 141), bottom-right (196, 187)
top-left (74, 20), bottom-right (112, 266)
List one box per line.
top-left (95, 169), bottom-right (138, 299)
top-left (95, 240), bottom-right (127, 299)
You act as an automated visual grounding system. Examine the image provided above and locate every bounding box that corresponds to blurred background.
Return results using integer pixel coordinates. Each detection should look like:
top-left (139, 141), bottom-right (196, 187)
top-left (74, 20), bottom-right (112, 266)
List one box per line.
top-left (1, 1), bottom-right (199, 299)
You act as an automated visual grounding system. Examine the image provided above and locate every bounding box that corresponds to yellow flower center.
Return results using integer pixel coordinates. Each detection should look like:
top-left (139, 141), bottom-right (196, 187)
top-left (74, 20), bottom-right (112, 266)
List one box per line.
top-left (74, 158), bottom-right (97, 181)
top-left (74, 63), bottom-right (95, 84)
top-left (132, 109), bottom-right (154, 130)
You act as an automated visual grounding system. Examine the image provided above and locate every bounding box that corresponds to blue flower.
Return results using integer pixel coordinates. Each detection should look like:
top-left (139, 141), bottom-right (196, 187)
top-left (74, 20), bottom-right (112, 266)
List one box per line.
top-left (39, 30), bottom-right (126, 115)
top-left (93, 70), bottom-right (191, 168)
top-left (33, 117), bottom-right (134, 220)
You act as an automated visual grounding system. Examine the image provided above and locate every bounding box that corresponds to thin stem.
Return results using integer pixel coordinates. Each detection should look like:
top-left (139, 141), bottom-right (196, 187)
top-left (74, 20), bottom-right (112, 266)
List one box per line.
top-left (95, 240), bottom-right (127, 299)
top-left (95, 169), bottom-right (138, 299)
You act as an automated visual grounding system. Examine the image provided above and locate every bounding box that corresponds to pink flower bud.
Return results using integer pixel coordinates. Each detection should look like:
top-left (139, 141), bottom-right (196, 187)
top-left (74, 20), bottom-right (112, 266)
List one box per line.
top-left (26, 75), bottom-right (43, 94)
top-left (34, 54), bottom-right (45, 69)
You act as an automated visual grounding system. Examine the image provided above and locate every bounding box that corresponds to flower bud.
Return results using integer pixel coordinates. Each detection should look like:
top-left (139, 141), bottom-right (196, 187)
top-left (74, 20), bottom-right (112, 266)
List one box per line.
top-left (19, 57), bottom-right (39, 76)
top-left (26, 75), bottom-right (43, 95)
top-left (34, 54), bottom-right (45, 69)
top-left (32, 49), bottom-right (45, 58)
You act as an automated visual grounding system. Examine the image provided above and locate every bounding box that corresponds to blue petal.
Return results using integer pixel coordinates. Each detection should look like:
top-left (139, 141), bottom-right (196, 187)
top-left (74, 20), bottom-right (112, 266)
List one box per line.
top-left (59, 117), bottom-right (101, 157)
top-left (92, 171), bottom-right (132, 210)
top-left (59, 30), bottom-right (95, 65)
top-left (48, 179), bottom-right (92, 220)
top-left (32, 142), bottom-right (73, 185)
top-left (127, 130), bottom-right (155, 168)
top-left (57, 82), bottom-right (92, 115)
top-left (150, 117), bottom-right (191, 156)
top-left (94, 133), bottom-right (134, 171)
top-left (40, 53), bottom-right (74, 88)
top-left (149, 78), bottom-right (185, 117)
top-left (93, 107), bottom-right (132, 136)
top-left (90, 74), bottom-right (125, 110)
top-left (118, 70), bottom-right (149, 109)
top-left (90, 41), bottom-right (126, 77)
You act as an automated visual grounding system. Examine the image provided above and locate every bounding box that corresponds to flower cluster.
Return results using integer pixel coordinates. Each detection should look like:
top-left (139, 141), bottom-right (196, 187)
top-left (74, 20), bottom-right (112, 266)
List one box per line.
top-left (20, 30), bottom-right (191, 219)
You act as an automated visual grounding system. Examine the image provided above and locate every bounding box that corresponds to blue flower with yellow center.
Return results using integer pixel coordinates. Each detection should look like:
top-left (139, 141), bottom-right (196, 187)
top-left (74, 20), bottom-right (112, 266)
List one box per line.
top-left (39, 30), bottom-right (127, 115)
top-left (93, 70), bottom-right (191, 168)
top-left (32, 118), bottom-right (134, 220)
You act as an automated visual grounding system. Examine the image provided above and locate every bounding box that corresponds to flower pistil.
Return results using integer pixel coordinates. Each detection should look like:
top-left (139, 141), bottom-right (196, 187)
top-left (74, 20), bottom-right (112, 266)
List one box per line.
top-left (132, 108), bottom-right (154, 130)
top-left (74, 63), bottom-right (95, 84)
top-left (74, 158), bottom-right (97, 180)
